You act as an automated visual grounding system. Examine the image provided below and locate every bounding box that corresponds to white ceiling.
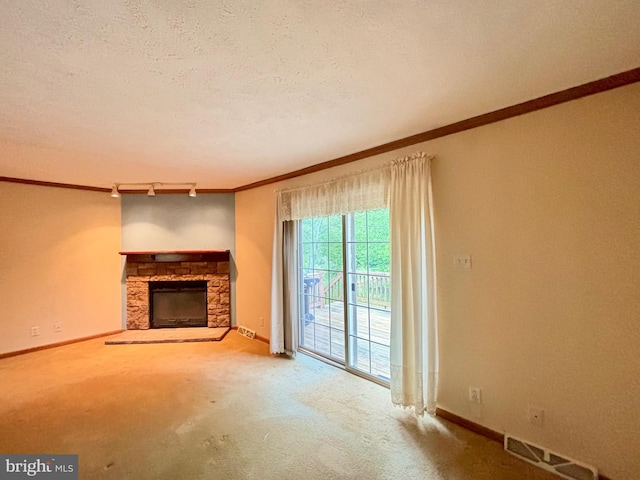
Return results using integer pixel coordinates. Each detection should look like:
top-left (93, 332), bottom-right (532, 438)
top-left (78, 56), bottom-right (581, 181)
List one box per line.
top-left (1, 1), bottom-right (639, 189)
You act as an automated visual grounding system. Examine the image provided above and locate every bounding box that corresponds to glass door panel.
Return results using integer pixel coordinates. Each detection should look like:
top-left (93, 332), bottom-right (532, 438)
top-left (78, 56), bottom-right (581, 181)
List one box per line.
top-left (299, 216), bottom-right (345, 363)
top-left (298, 209), bottom-right (390, 384)
top-left (345, 209), bottom-right (391, 383)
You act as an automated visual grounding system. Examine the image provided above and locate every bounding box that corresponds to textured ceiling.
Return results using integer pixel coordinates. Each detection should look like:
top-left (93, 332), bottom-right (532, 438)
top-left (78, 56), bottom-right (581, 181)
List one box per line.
top-left (1, 1), bottom-right (639, 189)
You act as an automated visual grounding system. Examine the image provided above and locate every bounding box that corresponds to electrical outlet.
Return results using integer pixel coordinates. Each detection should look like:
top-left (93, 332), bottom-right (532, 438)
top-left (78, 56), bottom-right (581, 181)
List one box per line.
top-left (528, 406), bottom-right (545, 426)
top-left (30, 326), bottom-right (40, 337)
top-left (469, 387), bottom-right (482, 404)
top-left (54, 322), bottom-right (62, 333)
top-left (453, 254), bottom-right (472, 270)
top-left (259, 317), bottom-right (264, 327)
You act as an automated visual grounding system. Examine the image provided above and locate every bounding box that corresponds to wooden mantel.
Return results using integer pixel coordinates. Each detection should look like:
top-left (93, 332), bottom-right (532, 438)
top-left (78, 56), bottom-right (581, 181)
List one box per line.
top-left (119, 250), bottom-right (230, 263)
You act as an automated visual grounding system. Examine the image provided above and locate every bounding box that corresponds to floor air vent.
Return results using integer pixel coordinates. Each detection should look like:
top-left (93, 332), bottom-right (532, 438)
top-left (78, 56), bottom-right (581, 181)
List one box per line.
top-left (237, 326), bottom-right (256, 339)
top-left (504, 435), bottom-right (597, 480)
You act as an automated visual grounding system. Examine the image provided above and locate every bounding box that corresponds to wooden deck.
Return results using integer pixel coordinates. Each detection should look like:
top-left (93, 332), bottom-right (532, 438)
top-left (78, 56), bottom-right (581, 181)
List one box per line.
top-left (300, 301), bottom-right (391, 381)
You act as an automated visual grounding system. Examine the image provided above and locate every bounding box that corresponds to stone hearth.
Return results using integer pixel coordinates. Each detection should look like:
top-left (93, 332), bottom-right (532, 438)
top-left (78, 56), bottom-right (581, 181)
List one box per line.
top-left (122, 251), bottom-right (230, 330)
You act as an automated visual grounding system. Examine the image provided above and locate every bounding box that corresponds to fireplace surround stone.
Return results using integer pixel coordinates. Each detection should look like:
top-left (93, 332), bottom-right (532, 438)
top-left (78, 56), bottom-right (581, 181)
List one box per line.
top-left (121, 251), bottom-right (230, 330)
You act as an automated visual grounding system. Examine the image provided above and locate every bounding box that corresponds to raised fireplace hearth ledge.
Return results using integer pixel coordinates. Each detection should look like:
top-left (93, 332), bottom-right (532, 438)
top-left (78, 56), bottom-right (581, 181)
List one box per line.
top-left (121, 250), bottom-right (231, 330)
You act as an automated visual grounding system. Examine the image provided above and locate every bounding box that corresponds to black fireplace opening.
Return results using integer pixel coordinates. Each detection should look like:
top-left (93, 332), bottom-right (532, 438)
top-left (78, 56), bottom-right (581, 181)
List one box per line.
top-left (149, 280), bottom-right (208, 328)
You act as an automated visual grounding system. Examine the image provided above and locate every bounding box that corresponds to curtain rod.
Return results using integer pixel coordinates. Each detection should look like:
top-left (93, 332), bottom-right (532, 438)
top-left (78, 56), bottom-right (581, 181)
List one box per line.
top-left (277, 152), bottom-right (433, 195)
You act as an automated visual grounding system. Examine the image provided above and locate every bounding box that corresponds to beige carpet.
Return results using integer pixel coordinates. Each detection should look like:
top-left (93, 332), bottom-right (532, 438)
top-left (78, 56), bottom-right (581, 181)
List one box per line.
top-left (104, 327), bottom-right (230, 344)
top-left (0, 331), bottom-right (558, 480)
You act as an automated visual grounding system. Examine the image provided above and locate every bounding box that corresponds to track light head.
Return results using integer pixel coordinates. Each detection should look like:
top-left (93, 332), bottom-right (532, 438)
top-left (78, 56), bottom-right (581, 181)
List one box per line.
top-left (110, 181), bottom-right (195, 196)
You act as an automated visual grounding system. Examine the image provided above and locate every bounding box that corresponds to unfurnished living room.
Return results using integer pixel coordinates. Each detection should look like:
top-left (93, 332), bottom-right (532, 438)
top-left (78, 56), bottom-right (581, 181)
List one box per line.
top-left (1, 2), bottom-right (639, 480)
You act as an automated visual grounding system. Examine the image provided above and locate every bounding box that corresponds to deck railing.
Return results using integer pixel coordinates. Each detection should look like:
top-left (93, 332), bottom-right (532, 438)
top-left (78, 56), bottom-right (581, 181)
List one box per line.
top-left (306, 271), bottom-right (390, 310)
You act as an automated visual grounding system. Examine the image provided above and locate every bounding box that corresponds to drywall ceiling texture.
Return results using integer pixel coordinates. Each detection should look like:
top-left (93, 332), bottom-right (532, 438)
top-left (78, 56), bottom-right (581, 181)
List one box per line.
top-left (1, 1), bottom-right (640, 188)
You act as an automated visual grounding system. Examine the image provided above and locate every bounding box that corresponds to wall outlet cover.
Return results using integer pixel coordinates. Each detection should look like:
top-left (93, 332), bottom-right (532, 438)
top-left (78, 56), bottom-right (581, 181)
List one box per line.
top-left (469, 387), bottom-right (481, 404)
top-left (453, 254), bottom-right (472, 270)
top-left (528, 406), bottom-right (545, 426)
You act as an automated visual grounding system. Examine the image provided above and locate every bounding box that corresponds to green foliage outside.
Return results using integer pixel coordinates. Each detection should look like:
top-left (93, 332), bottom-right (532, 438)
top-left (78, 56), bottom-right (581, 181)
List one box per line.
top-left (300, 209), bottom-right (390, 273)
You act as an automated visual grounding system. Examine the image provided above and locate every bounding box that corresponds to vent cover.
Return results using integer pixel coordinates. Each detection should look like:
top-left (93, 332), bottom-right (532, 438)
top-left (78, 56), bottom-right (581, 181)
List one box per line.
top-left (504, 435), bottom-right (597, 480)
top-left (237, 326), bottom-right (256, 339)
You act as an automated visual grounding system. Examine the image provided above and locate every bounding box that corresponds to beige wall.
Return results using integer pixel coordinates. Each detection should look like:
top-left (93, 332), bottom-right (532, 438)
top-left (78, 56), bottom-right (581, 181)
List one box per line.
top-left (0, 183), bottom-right (122, 355)
top-left (235, 186), bottom-right (277, 338)
top-left (235, 83), bottom-right (640, 478)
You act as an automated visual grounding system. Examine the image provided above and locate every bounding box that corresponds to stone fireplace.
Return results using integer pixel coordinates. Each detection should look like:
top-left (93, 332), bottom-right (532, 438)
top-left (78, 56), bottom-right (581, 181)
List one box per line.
top-left (121, 250), bottom-right (230, 329)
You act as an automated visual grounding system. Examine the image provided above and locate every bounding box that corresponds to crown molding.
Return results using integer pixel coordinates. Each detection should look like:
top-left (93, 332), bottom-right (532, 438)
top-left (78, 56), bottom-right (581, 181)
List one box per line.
top-left (0, 176), bottom-right (110, 192)
top-left (235, 67), bottom-right (640, 192)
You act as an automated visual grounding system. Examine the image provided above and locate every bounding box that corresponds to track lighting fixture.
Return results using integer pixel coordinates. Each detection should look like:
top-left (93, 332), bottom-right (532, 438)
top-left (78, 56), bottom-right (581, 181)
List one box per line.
top-left (109, 182), bottom-right (198, 197)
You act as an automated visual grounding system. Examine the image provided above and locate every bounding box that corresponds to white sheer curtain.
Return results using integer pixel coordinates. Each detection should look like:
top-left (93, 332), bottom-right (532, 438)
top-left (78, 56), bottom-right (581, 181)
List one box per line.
top-left (277, 167), bottom-right (389, 221)
top-left (389, 153), bottom-right (438, 414)
top-left (271, 152), bottom-right (439, 416)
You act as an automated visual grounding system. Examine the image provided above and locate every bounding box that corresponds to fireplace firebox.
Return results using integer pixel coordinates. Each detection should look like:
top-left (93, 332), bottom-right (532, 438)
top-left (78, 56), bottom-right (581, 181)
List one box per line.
top-left (149, 280), bottom-right (208, 328)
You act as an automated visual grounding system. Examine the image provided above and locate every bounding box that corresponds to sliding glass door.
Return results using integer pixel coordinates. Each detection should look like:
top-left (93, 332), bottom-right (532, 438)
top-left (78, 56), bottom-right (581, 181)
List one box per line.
top-left (298, 209), bottom-right (390, 384)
